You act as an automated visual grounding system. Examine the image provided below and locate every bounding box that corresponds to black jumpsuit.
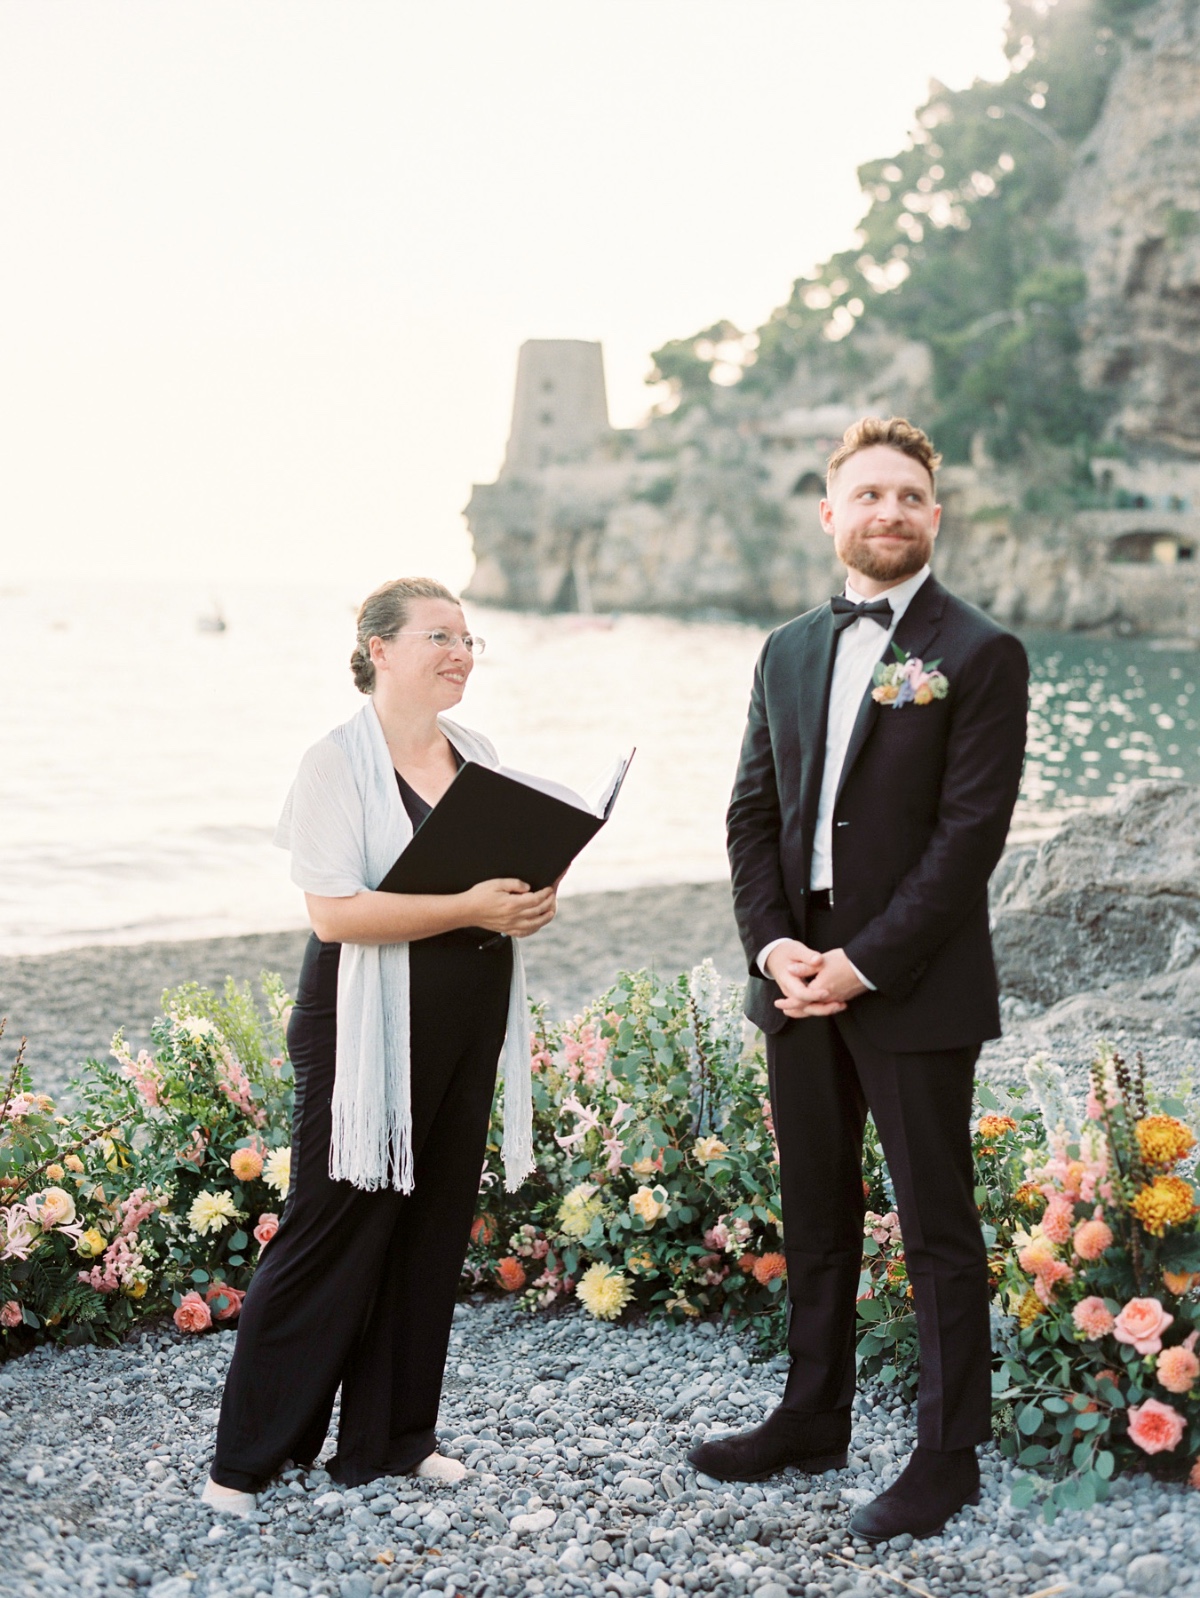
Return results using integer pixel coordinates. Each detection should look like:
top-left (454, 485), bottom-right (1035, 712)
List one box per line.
top-left (211, 769), bottom-right (513, 1489)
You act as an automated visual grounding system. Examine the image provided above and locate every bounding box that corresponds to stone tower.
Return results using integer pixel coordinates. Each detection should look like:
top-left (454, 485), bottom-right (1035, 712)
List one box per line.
top-left (502, 339), bottom-right (610, 475)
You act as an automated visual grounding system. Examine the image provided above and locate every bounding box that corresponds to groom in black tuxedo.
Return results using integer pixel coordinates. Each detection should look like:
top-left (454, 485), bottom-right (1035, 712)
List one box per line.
top-left (690, 417), bottom-right (1028, 1540)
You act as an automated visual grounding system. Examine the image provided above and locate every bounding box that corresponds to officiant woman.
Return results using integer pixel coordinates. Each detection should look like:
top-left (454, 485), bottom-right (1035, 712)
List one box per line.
top-left (204, 577), bottom-right (556, 1512)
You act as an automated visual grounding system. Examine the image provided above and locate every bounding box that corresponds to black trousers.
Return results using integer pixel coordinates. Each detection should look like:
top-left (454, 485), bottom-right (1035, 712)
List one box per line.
top-left (769, 913), bottom-right (991, 1450)
top-left (211, 931), bottom-right (513, 1490)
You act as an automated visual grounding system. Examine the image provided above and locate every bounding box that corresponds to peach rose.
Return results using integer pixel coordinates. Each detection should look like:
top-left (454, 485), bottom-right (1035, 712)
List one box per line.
top-left (629, 1186), bottom-right (670, 1227)
top-left (173, 1290), bottom-right (212, 1333)
top-left (205, 1281), bottom-right (245, 1321)
top-left (0, 1300), bottom-right (22, 1329)
top-left (253, 1213), bottom-right (279, 1248)
top-left (1127, 1396), bottom-right (1186, 1455)
top-left (1113, 1297), bottom-right (1174, 1356)
top-left (1156, 1344), bottom-right (1200, 1395)
top-left (230, 1146), bottom-right (263, 1182)
top-left (1072, 1296), bottom-right (1115, 1340)
top-left (752, 1252), bottom-right (787, 1285)
top-left (1163, 1270), bottom-right (1198, 1296)
top-left (1041, 1196), bottom-right (1075, 1245)
top-left (1073, 1217), bottom-right (1114, 1261)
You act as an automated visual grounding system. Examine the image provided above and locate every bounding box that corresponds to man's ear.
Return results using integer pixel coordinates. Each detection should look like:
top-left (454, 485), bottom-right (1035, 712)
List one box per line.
top-left (819, 498), bottom-right (836, 540)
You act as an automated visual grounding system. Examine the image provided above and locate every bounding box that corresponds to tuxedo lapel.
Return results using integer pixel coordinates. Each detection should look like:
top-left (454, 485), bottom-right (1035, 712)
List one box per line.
top-left (833, 574), bottom-right (949, 808)
top-left (797, 606), bottom-right (838, 843)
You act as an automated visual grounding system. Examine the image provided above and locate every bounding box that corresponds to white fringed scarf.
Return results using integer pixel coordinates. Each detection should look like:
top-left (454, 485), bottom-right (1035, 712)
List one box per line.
top-left (274, 699), bottom-right (534, 1194)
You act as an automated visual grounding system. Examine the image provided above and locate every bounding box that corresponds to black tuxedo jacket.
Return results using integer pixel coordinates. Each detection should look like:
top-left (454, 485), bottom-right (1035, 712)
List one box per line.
top-left (727, 574), bottom-right (1029, 1052)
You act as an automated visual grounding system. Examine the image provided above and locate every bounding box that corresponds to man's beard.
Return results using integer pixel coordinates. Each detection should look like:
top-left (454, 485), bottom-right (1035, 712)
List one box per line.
top-left (836, 527), bottom-right (933, 584)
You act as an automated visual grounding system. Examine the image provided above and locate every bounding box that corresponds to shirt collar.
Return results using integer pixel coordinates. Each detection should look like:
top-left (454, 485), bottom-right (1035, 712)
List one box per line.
top-left (843, 564), bottom-right (931, 627)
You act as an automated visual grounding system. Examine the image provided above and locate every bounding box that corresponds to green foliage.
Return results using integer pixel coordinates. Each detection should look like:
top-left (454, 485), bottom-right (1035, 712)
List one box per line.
top-left (651, 0), bottom-right (1126, 464)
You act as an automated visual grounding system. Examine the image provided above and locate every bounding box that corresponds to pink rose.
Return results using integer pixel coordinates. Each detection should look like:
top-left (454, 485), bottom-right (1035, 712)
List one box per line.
top-left (0, 1300), bottom-right (22, 1329)
top-left (173, 1290), bottom-right (212, 1333)
top-left (1041, 1196), bottom-right (1075, 1245)
top-left (1113, 1297), bottom-right (1174, 1356)
top-left (1157, 1343), bottom-right (1200, 1396)
top-left (254, 1212), bottom-right (280, 1248)
top-left (204, 1281), bottom-right (245, 1321)
top-left (1073, 1296), bottom-right (1116, 1340)
top-left (703, 1224), bottom-right (729, 1252)
top-left (1127, 1396), bottom-right (1186, 1455)
top-left (1073, 1217), bottom-right (1114, 1261)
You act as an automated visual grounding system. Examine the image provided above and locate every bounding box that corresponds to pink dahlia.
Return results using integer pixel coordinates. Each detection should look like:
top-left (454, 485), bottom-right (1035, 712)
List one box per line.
top-left (1072, 1296), bottom-right (1116, 1340)
top-left (1156, 1344), bottom-right (1200, 1396)
top-left (1073, 1216), bottom-right (1114, 1261)
top-left (1041, 1196), bottom-right (1075, 1245)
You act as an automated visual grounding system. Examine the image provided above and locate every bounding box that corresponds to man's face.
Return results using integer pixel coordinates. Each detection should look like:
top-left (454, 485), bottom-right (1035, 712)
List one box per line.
top-left (819, 444), bottom-right (941, 588)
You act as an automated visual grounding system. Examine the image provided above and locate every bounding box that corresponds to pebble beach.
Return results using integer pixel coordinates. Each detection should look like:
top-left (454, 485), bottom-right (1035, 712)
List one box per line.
top-left (3, 881), bottom-right (1200, 1598)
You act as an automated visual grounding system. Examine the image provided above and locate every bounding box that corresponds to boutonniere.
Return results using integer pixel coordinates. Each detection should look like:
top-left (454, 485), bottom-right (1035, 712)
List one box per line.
top-left (872, 644), bottom-right (949, 708)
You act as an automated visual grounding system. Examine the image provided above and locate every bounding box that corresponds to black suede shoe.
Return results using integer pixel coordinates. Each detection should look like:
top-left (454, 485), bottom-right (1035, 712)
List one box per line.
top-left (686, 1406), bottom-right (850, 1482)
top-left (849, 1445), bottom-right (980, 1542)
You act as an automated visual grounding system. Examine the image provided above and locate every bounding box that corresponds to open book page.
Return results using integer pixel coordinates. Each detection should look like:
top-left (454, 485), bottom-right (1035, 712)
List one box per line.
top-left (494, 750), bottom-right (633, 820)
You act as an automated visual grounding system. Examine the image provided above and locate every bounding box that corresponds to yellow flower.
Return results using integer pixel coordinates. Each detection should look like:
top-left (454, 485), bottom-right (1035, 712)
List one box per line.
top-left (630, 1157), bottom-right (659, 1178)
top-left (626, 1249), bottom-right (655, 1276)
top-left (629, 1186), bottom-right (670, 1227)
top-left (75, 1228), bottom-right (107, 1259)
top-left (262, 1147), bottom-right (292, 1198)
top-left (976, 1114), bottom-right (1018, 1142)
top-left (575, 1263), bottom-right (634, 1321)
top-left (187, 1190), bottom-right (243, 1237)
top-left (124, 1277), bottom-right (149, 1299)
top-left (872, 683), bottom-right (899, 704)
top-left (664, 1296), bottom-right (701, 1317)
top-left (45, 1164), bottom-right (65, 1182)
top-left (692, 1136), bottom-right (728, 1164)
top-left (64, 1155), bottom-right (85, 1174)
top-left (1136, 1115), bottom-right (1196, 1168)
top-left (1017, 1287), bottom-right (1043, 1328)
top-left (557, 1183), bottom-right (604, 1238)
top-left (1132, 1175), bottom-right (1196, 1237)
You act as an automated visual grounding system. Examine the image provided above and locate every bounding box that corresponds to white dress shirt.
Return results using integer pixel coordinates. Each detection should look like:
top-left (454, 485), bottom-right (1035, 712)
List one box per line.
top-left (758, 565), bottom-right (932, 988)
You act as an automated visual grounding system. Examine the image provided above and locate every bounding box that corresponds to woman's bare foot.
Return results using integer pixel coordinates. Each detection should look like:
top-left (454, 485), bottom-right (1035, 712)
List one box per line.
top-left (414, 1452), bottom-right (467, 1484)
top-left (200, 1476), bottom-right (257, 1515)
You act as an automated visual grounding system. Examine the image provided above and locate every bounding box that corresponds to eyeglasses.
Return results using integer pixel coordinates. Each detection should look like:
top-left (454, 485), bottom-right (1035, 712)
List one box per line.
top-left (394, 629), bottom-right (486, 656)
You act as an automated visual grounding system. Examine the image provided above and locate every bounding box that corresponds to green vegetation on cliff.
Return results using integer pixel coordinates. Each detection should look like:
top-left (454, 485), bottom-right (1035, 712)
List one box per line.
top-left (651, 0), bottom-right (1155, 464)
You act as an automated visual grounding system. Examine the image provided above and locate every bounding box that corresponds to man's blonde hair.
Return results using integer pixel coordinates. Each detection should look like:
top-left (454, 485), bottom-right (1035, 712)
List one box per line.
top-left (826, 416), bottom-right (942, 492)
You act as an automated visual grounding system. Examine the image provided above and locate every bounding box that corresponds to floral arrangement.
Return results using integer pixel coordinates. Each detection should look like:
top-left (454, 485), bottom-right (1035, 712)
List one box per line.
top-left (464, 963), bottom-right (791, 1342)
top-left (872, 644), bottom-right (949, 708)
top-left (986, 1048), bottom-right (1200, 1518)
top-left (0, 978), bottom-right (294, 1350)
top-left (4, 957), bottom-right (1199, 1517)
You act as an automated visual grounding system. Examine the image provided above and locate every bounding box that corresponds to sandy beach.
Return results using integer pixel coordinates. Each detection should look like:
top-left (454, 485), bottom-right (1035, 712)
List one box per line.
top-left (0, 882), bottom-right (745, 1102)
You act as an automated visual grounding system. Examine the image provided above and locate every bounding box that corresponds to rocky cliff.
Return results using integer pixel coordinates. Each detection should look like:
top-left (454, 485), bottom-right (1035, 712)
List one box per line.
top-left (990, 778), bottom-right (1200, 1041)
top-left (466, 0), bottom-right (1200, 635)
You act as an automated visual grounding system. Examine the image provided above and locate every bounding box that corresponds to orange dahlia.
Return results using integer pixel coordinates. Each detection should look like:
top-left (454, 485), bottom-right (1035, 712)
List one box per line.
top-left (470, 1213), bottom-right (496, 1246)
top-left (495, 1257), bottom-right (527, 1292)
top-left (752, 1252), bottom-right (787, 1285)
top-left (1132, 1176), bottom-right (1197, 1238)
top-left (976, 1114), bottom-right (1018, 1142)
top-left (1136, 1115), bottom-right (1196, 1169)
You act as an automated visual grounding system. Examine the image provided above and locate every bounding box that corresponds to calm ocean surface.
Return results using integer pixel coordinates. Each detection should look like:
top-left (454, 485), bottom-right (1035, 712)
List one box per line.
top-left (2, 581), bottom-right (1198, 957)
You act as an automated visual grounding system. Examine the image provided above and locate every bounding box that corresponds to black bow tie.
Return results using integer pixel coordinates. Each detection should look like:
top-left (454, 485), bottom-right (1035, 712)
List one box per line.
top-left (830, 594), bottom-right (895, 632)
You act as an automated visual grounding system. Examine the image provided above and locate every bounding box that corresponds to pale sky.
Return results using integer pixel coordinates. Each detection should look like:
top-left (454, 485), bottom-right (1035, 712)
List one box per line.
top-left (0, 1), bottom-right (1010, 590)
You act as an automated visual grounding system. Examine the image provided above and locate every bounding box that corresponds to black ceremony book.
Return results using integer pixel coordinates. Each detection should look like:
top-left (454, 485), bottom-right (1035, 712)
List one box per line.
top-left (376, 751), bottom-right (635, 896)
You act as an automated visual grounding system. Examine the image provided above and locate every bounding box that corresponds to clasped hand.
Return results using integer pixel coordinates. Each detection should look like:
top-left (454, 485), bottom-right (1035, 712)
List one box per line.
top-left (764, 940), bottom-right (867, 1018)
top-left (463, 878), bottom-right (558, 939)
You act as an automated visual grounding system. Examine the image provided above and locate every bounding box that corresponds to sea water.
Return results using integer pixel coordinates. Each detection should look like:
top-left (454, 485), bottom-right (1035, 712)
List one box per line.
top-left (1, 581), bottom-right (1197, 957)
